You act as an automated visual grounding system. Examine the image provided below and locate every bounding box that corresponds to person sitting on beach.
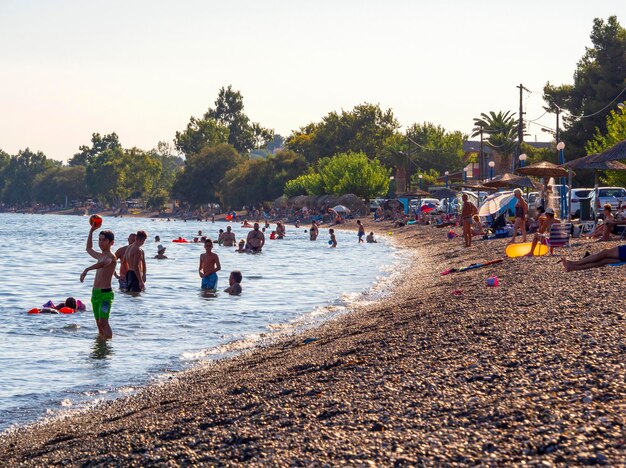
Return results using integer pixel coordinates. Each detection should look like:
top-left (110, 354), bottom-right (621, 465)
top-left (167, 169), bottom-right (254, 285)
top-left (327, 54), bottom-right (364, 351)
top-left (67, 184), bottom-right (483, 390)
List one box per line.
top-left (562, 244), bottom-right (626, 271)
top-left (366, 232), bottom-right (377, 243)
top-left (470, 215), bottom-right (485, 237)
top-left (224, 270), bottom-right (243, 296)
top-left (199, 239), bottom-right (221, 291)
top-left (526, 207), bottom-right (560, 256)
top-left (585, 204), bottom-right (613, 239)
top-left (600, 204), bottom-right (626, 241)
top-left (154, 244), bottom-right (168, 259)
top-left (220, 226), bottom-right (235, 247)
top-left (528, 206), bottom-right (546, 233)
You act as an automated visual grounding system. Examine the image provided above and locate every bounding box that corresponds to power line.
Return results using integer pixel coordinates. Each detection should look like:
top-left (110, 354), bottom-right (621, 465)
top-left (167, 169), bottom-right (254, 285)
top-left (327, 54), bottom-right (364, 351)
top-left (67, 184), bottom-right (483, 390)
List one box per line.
top-left (553, 85), bottom-right (626, 119)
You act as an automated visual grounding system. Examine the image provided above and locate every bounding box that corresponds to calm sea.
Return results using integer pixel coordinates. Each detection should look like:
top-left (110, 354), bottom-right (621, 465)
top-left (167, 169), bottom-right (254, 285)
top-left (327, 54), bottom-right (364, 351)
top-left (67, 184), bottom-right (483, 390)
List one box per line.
top-left (0, 213), bottom-right (400, 432)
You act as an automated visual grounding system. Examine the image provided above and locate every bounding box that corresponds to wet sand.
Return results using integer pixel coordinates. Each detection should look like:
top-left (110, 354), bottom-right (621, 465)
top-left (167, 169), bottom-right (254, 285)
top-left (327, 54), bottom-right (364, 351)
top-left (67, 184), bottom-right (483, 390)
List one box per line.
top-left (1, 223), bottom-right (624, 466)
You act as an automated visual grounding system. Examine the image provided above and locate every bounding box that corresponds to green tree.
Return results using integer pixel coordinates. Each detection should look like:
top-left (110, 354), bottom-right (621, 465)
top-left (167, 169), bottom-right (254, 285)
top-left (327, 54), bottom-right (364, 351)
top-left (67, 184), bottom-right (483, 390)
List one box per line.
top-left (172, 143), bottom-right (241, 206)
top-left (69, 133), bottom-right (122, 167)
top-left (543, 16), bottom-right (626, 157)
top-left (284, 172), bottom-right (324, 197)
top-left (205, 85), bottom-right (273, 153)
top-left (174, 117), bottom-right (229, 157)
top-left (410, 168), bottom-right (440, 188)
top-left (317, 152), bottom-right (390, 200)
top-left (85, 147), bottom-right (126, 205)
top-left (120, 147), bottom-right (162, 199)
top-left (286, 103), bottom-right (399, 163)
top-left (220, 149), bottom-right (308, 208)
top-left (33, 166), bottom-right (87, 205)
top-left (2, 148), bottom-right (58, 205)
top-left (586, 101), bottom-right (626, 186)
top-left (472, 111), bottom-right (518, 170)
top-left (0, 149), bottom-right (10, 199)
top-left (407, 123), bottom-right (466, 174)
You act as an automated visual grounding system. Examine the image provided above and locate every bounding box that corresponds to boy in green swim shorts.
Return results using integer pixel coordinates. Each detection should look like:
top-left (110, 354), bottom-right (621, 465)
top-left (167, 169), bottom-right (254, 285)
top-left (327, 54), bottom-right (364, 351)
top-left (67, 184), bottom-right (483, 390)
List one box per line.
top-left (80, 224), bottom-right (116, 340)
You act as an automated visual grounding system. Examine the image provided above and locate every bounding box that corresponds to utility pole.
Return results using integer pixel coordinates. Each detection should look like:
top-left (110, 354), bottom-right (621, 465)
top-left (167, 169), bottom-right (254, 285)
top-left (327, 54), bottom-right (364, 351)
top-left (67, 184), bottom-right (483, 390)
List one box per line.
top-left (479, 126), bottom-right (484, 181)
top-left (516, 83), bottom-right (530, 171)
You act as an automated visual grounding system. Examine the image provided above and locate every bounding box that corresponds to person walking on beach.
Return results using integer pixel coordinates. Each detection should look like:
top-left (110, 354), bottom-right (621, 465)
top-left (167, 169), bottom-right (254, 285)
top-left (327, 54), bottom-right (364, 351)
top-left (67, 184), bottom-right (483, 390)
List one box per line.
top-left (80, 225), bottom-right (116, 340)
top-left (460, 194), bottom-right (478, 247)
top-left (357, 220), bottom-right (365, 243)
top-left (246, 223), bottom-right (265, 252)
top-left (222, 225), bottom-right (236, 247)
top-left (199, 239), bottom-right (221, 291)
top-left (509, 188), bottom-right (528, 244)
top-left (124, 230), bottom-right (147, 292)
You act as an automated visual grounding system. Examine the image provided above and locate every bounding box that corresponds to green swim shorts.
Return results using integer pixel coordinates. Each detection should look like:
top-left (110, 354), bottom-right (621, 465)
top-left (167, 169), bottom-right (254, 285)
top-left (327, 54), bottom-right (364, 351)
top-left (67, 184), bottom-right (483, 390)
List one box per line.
top-left (91, 288), bottom-right (114, 320)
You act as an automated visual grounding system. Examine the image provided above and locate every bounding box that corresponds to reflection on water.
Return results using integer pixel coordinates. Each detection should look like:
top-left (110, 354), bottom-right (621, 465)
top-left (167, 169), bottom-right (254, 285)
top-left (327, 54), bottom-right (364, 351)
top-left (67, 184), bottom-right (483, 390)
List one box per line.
top-left (0, 213), bottom-right (398, 431)
top-left (90, 338), bottom-right (114, 361)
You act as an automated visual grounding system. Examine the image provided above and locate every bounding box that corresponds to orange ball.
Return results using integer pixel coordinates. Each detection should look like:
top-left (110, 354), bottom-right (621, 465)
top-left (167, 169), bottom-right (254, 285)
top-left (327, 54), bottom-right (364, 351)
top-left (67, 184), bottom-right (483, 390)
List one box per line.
top-left (89, 214), bottom-right (103, 229)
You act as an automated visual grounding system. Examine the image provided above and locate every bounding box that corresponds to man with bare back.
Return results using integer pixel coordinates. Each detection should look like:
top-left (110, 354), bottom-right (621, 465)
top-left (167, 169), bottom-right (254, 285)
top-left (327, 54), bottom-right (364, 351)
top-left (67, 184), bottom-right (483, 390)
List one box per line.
top-left (123, 230), bottom-right (147, 292)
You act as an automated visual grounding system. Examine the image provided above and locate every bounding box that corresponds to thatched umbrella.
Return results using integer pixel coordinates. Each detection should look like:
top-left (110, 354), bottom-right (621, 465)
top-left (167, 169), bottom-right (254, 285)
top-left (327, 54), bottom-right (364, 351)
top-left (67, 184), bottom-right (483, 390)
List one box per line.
top-left (587, 139), bottom-right (626, 163)
top-left (483, 173), bottom-right (538, 189)
top-left (516, 161), bottom-right (570, 178)
top-left (562, 156), bottom-right (626, 218)
top-left (430, 187), bottom-right (458, 199)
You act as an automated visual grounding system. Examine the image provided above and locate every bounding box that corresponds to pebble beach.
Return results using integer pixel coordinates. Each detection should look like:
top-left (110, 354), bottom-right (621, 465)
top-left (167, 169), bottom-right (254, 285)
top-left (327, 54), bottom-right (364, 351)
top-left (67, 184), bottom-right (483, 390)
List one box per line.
top-left (0, 222), bottom-right (624, 466)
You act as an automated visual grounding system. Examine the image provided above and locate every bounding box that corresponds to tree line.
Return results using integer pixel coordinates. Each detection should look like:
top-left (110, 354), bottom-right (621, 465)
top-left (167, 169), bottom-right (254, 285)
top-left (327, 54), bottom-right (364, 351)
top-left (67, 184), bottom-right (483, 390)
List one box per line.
top-left (1, 16), bottom-right (623, 210)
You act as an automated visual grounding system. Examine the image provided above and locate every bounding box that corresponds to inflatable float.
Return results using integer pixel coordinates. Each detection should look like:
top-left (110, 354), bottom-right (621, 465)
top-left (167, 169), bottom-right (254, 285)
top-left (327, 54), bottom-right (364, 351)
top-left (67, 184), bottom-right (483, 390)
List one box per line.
top-left (172, 238), bottom-right (189, 243)
top-left (28, 307), bottom-right (75, 314)
top-left (505, 242), bottom-right (549, 258)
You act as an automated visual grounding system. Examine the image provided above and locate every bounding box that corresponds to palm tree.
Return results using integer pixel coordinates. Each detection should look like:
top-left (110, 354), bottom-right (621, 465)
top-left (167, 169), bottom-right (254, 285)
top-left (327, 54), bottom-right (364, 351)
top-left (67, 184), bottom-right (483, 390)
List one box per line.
top-left (472, 111), bottom-right (519, 172)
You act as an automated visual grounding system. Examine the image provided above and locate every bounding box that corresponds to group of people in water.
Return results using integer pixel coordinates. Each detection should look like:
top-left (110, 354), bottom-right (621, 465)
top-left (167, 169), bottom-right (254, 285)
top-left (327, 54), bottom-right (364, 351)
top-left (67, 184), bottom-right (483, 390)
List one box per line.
top-left (77, 217), bottom-right (382, 341)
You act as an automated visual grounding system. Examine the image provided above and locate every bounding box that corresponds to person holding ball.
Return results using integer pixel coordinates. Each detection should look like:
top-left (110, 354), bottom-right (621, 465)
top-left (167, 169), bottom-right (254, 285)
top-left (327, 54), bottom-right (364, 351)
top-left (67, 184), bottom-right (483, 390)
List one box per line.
top-left (80, 219), bottom-right (116, 340)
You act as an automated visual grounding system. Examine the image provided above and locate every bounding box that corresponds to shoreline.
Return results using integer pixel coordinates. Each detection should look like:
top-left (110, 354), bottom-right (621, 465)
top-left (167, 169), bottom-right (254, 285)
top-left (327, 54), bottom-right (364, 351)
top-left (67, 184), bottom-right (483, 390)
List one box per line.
top-left (1, 223), bottom-right (624, 465)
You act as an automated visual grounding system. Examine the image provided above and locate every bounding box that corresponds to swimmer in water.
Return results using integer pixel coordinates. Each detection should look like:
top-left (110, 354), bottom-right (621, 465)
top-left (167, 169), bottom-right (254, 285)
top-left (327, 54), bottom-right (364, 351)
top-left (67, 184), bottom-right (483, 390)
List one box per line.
top-left (224, 270), bottom-right (243, 295)
top-left (329, 228), bottom-right (337, 248)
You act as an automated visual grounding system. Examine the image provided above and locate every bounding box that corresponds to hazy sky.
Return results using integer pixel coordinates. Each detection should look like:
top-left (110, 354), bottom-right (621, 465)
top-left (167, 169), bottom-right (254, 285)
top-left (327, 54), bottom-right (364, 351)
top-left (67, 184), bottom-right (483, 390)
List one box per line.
top-left (0, 1), bottom-right (623, 162)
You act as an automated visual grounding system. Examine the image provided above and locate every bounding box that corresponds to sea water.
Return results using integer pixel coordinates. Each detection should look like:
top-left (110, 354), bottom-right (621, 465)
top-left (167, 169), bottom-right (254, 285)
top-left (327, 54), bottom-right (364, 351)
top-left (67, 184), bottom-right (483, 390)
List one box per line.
top-left (0, 213), bottom-right (399, 432)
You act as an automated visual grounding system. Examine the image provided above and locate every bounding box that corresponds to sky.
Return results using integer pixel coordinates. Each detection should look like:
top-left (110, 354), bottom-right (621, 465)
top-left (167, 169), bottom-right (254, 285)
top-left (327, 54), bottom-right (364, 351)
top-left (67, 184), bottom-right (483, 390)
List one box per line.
top-left (0, 0), bottom-right (623, 162)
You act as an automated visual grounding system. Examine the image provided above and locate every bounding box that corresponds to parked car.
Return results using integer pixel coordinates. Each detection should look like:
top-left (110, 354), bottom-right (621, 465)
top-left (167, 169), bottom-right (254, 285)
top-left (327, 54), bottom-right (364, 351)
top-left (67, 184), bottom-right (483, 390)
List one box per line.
top-left (370, 198), bottom-right (386, 212)
top-left (592, 187), bottom-right (626, 213)
top-left (570, 188), bottom-right (594, 219)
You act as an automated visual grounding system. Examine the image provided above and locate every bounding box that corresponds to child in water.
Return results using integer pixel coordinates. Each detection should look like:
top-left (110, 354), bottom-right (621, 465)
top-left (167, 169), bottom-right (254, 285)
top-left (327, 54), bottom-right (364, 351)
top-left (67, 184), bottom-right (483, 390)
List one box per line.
top-left (224, 270), bottom-right (243, 295)
top-left (329, 228), bottom-right (337, 248)
top-left (199, 239), bottom-right (221, 291)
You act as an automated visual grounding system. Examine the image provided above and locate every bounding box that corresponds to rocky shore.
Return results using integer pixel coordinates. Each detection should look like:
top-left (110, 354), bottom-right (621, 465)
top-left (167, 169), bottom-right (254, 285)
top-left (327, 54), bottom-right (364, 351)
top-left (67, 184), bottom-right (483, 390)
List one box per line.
top-left (1, 223), bottom-right (624, 466)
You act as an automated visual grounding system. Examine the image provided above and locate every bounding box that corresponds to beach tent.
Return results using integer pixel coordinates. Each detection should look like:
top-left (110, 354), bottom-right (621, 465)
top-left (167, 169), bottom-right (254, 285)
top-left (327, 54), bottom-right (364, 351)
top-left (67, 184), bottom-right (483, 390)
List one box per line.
top-left (478, 191), bottom-right (515, 218)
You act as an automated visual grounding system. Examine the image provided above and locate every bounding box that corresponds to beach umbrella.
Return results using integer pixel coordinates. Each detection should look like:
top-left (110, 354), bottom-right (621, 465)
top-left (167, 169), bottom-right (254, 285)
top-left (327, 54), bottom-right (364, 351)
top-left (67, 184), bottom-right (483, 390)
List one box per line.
top-left (516, 161), bottom-right (570, 178)
top-left (478, 191), bottom-right (515, 217)
top-left (430, 188), bottom-right (457, 199)
top-left (585, 139), bottom-right (626, 164)
top-left (483, 173), bottom-right (538, 189)
top-left (331, 205), bottom-right (351, 213)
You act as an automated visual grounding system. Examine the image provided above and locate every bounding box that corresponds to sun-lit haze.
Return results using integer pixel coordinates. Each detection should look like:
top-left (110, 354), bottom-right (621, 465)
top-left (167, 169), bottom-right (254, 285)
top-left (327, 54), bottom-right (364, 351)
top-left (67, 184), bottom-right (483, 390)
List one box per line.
top-left (0, 0), bottom-right (622, 162)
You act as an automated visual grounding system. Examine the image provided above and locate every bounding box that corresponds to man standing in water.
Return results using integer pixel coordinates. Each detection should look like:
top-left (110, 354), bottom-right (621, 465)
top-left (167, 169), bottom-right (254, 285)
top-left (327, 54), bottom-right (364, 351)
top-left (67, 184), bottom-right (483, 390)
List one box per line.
top-left (80, 225), bottom-right (116, 340)
top-left (246, 222), bottom-right (265, 252)
top-left (114, 232), bottom-right (136, 291)
top-left (222, 225), bottom-right (236, 247)
top-left (124, 230), bottom-right (147, 292)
